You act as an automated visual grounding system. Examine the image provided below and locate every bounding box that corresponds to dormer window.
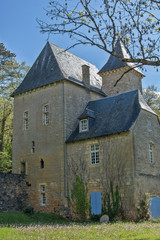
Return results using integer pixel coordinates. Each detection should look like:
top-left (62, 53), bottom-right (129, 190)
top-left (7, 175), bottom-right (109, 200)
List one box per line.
top-left (79, 119), bottom-right (88, 132)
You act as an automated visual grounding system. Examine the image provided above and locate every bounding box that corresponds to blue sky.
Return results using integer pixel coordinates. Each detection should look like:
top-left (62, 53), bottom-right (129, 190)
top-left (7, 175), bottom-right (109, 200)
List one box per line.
top-left (1, 0), bottom-right (160, 90)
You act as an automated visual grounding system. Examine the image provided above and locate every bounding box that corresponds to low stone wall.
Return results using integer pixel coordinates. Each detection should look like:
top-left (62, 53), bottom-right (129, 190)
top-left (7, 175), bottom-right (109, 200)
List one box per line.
top-left (0, 172), bottom-right (29, 212)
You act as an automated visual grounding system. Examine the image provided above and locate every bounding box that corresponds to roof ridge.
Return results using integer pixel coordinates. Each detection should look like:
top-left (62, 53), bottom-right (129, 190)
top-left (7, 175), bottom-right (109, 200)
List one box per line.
top-left (48, 42), bottom-right (99, 69)
top-left (47, 42), bottom-right (66, 79)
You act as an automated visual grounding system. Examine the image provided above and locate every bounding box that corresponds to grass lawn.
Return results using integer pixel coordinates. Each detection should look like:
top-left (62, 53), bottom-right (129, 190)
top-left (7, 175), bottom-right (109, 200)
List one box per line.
top-left (0, 213), bottom-right (160, 239)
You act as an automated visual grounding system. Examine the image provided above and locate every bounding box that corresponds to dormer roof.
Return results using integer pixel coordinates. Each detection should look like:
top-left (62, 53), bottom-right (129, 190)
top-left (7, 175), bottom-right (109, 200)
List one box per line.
top-left (78, 108), bottom-right (95, 120)
top-left (12, 42), bottom-right (105, 97)
top-left (99, 40), bottom-right (144, 77)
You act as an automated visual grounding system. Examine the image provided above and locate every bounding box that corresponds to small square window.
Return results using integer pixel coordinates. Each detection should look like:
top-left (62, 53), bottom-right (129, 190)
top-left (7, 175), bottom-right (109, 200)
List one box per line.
top-left (24, 112), bottom-right (28, 118)
top-left (44, 105), bottom-right (49, 113)
top-left (41, 185), bottom-right (45, 192)
top-left (79, 119), bottom-right (88, 132)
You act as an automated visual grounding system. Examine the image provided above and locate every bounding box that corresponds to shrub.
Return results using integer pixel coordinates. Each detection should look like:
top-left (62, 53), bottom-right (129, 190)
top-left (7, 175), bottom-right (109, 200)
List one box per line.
top-left (136, 193), bottom-right (150, 221)
top-left (71, 175), bottom-right (89, 220)
top-left (90, 214), bottom-right (101, 222)
top-left (23, 206), bottom-right (34, 215)
top-left (102, 182), bottom-right (121, 221)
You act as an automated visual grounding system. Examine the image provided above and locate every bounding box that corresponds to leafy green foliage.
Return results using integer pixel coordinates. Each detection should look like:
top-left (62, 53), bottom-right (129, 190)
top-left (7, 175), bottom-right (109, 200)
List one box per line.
top-left (71, 175), bottom-right (89, 220)
top-left (102, 182), bottom-right (122, 221)
top-left (90, 214), bottom-right (101, 222)
top-left (136, 194), bottom-right (150, 221)
top-left (23, 206), bottom-right (34, 215)
top-left (143, 85), bottom-right (160, 118)
top-left (0, 43), bottom-right (29, 172)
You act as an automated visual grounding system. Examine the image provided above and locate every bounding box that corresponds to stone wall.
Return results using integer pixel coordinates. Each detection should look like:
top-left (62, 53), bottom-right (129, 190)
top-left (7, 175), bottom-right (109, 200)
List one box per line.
top-left (132, 109), bottom-right (160, 205)
top-left (12, 80), bottom-right (103, 213)
top-left (66, 132), bottom-right (135, 218)
top-left (0, 172), bottom-right (29, 212)
top-left (101, 67), bottom-right (142, 96)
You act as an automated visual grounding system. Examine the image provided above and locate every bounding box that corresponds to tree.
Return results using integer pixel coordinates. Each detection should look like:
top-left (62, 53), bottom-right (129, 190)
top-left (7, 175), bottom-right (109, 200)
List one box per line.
top-left (67, 154), bottom-right (90, 220)
top-left (0, 43), bottom-right (29, 172)
top-left (71, 175), bottom-right (88, 220)
top-left (38, 0), bottom-right (160, 68)
top-left (143, 85), bottom-right (160, 117)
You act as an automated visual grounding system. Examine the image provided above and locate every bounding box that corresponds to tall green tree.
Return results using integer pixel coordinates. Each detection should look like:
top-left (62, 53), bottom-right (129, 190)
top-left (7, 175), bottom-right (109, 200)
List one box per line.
top-left (38, 0), bottom-right (160, 68)
top-left (0, 43), bottom-right (29, 172)
top-left (143, 85), bottom-right (160, 117)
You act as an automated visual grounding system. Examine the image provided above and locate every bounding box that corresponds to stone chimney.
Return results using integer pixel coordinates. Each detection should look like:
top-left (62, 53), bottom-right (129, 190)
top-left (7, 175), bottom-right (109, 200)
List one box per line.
top-left (82, 65), bottom-right (90, 88)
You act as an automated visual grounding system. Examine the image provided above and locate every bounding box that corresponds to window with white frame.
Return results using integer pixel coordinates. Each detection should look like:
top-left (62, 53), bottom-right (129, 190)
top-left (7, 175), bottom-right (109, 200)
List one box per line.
top-left (24, 111), bottom-right (29, 130)
top-left (149, 143), bottom-right (154, 164)
top-left (40, 185), bottom-right (46, 206)
top-left (43, 105), bottom-right (49, 125)
top-left (148, 117), bottom-right (152, 131)
top-left (90, 144), bottom-right (99, 164)
top-left (79, 119), bottom-right (88, 132)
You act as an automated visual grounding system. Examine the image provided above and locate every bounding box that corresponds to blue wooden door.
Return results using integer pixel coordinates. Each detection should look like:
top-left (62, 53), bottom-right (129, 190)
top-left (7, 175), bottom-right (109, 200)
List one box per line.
top-left (90, 192), bottom-right (102, 215)
top-left (150, 196), bottom-right (160, 218)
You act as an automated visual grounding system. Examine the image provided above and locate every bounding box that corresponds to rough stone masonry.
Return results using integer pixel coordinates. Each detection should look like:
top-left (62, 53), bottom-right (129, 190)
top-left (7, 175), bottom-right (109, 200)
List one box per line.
top-left (0, 172), bottom-right (29, 212)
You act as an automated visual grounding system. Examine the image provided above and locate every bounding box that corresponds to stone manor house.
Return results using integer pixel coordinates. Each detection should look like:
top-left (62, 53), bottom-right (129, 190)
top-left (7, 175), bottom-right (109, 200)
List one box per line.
top-left (11, 41), bottom-right (160, 219)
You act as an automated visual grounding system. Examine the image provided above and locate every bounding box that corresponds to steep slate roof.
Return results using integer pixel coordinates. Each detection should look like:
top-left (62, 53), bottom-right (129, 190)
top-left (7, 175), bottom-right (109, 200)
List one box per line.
top-left (12, 42), bottom-right (105, 97)
top-left (99, 40), bottom-right (144, 76)
top-left (67, 89), bottom-right (156, 142)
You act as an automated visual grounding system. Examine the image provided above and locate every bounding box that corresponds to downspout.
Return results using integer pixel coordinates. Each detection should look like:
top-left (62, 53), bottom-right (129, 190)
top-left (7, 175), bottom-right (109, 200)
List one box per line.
top-left (62, 80), bottom-right (71, 219)
top-left (62, 80), bottom-right (66, 197)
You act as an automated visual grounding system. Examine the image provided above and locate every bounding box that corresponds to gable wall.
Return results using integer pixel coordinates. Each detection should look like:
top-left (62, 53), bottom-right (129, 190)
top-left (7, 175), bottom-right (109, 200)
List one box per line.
top-left (132, 110), bottom-right (160, 204)
top-left (102, 69), bottom-right (142, 96)
top-left (66, 132), bottom-right (136, 219)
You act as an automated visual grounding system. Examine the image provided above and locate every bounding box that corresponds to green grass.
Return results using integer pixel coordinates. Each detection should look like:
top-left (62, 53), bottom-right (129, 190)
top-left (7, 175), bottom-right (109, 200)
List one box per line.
top-left (0, 212), bottom-right (67, 225)
top-left (0, 213), bottom-right (160, 239)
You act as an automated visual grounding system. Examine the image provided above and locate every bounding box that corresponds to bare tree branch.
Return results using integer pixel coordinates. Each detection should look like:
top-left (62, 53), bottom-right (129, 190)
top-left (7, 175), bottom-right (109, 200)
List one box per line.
top-left (38, 0), bottom-right (160, 67)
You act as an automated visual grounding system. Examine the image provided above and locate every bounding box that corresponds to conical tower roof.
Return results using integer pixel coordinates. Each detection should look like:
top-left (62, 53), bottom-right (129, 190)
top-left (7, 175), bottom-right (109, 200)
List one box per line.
top-left (99, 40), bottom-right (144, 76)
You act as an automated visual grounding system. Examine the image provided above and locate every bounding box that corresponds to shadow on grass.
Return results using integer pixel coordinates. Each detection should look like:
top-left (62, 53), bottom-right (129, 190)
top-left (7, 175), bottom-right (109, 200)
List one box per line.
top-left (0, 212), bottom-right (68, 226)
